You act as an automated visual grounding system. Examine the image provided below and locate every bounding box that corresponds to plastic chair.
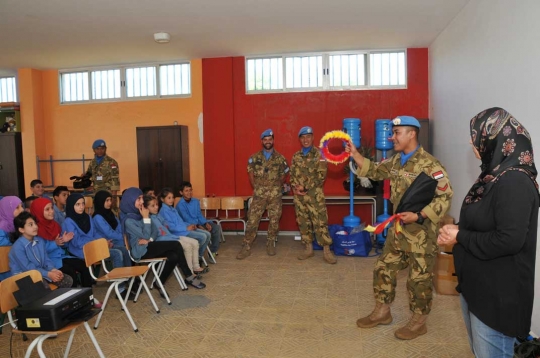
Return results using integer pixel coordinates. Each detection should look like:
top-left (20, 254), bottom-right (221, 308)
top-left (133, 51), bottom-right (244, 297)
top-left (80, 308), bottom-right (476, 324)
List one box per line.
top-left (200, 197), bottom-right (225, 243)
top-left (123, 235), bottom-right (188, 306)
top-left (218, 197), bottom-right (247, 235)
top-left (0, 270), bottom-right (105, 358)
top-left (83, 238), bottom-right (159, 332)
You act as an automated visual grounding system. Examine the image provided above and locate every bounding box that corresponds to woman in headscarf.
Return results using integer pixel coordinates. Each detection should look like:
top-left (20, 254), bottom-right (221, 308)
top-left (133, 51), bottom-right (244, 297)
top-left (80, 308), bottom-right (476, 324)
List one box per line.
top-left (30, 197), bottom-right (93, 287)
top-left (0, 196), bottom-right (24, 280)
top-left (62, 194), bottom-right (125, 270)
top-left (120, 187), bottom-right (206, 292)
top-left (93, 190), bottom-right (131, 267)
top-left (438, 108), bottom-right (539, 358)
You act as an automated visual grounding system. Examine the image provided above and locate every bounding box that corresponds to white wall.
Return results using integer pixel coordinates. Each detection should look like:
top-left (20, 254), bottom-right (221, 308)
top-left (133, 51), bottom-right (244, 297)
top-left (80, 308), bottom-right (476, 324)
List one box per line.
top-left (430, 0), bottom-right (540, 336)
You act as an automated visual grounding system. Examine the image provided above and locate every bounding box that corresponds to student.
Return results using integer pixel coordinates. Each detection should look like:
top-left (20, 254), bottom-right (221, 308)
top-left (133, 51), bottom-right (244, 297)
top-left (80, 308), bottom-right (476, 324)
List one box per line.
top-left (0, 196), bottom-right (24, 281)
top-left (52, 186), bottom-right (70, 226)
top-left (62, 194), bottom-right (125, 270)
top-left (9, 212), bottom-right (73, 288)
top-left (141, 186), bottom-right (156, 198)
top-left (121, 187), bottom-right (205, 290)
top-left (30, 179), bottom-right (45, 197)
top-left (30, 197), bottom-right (94, 287)
top-left (143, 195), bottom-right (206, 274)
top-left (158, 188), bottom-right (210, 260)
top-left (177, 181), bottom-right (221, 256)
top-left (24, 195), bottom-right (39, 213)
top-left (93, 190), bottom-right (131, 267)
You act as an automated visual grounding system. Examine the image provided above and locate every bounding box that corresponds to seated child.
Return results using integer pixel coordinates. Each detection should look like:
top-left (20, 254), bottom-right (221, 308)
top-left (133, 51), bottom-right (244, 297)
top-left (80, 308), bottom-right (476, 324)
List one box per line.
top-left (120, 187), bottom-right (205, 291)
top-left (52, 186), bottom-right (70, 226)
top-left (142, 186), bottom-right (156, 198)
top-left (158, 188), bottom-right (210, 260)
top-left (0, 196), bottom-right (24, 281)
top-left (143, 195), bottom-right (206, 274)
top-left (9, 212), bottom-right (73, 288)
top-left (177, 181), bottom-right (221, 255)
top-left (24, 195), bottom-right (39, 213)
top-left (93, 190), bottom-right (131, 267)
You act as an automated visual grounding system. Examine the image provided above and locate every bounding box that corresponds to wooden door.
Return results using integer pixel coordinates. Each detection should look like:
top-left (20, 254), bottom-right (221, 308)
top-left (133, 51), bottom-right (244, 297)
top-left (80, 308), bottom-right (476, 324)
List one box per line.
top-left (0, 133), bottom-right (25, 198)
top-left (136, 126), bottom-right (190, 195)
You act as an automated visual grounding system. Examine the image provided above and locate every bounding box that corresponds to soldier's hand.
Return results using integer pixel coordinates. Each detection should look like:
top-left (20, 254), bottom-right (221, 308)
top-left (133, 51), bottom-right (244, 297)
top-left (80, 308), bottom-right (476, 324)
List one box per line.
top-left (399, 212), bottom-right (418, 224)
top-left (345, 141), bottom-right (359, 155)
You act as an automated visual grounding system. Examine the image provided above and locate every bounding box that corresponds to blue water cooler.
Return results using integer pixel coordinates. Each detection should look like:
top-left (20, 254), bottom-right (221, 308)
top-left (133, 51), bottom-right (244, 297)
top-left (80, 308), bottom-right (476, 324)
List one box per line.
top-left (342, 118), bottom-right (361, 227)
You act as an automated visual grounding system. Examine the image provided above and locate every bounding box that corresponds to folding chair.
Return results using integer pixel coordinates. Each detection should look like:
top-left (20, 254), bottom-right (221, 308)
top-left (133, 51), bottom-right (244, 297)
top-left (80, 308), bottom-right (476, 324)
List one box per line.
top-left (123, 235), bottom-right (188, 306)
top-left (200, 197), bottom-right (225, 243)
top-left (83, 238), bottom-right (159, 332)
top-left (218, 197), bottom-right (247, 235)
top-left (0, 270), bottom-right (105, 358)
top-left (84, 195), bottom-right (94, 215)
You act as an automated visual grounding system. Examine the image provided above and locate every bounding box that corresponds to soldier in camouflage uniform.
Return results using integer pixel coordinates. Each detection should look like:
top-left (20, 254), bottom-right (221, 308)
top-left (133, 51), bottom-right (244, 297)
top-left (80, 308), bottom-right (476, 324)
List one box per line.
top-left (347, 116), bottom-right (452, 340)
top-left (85, 139), bottom-right (120, 198)
top-left (290, 126), bottom-right (337, 264)
top-left (237, 129), bottom-right (289, 259)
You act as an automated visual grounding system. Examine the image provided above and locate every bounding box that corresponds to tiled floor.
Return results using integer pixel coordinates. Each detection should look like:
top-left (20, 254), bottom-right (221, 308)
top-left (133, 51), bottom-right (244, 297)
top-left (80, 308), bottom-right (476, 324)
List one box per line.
top-left (0, 235), bottom-right (473, 357)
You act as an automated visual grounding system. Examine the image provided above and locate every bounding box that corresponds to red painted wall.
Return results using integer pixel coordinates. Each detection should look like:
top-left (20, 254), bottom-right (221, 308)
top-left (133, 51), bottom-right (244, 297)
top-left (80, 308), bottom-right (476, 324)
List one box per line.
top-left (203, 48), bottom-right (428, 230)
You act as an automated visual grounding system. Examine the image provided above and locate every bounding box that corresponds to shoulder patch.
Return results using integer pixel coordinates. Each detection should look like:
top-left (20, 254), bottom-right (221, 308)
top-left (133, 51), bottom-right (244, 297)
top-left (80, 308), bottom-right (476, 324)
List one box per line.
top-left (248, 158), bottom-right (253, 164)
top-left (432, 171), bottom-right (444, 180)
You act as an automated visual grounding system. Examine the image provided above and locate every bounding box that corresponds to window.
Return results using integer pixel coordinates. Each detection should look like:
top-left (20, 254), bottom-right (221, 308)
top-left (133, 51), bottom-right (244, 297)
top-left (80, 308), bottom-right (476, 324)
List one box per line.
top-left (0, 77), bottom-right (17, 103)
top-left (246, 50), bottom-right (406, 93)
top-left (61, 72), bottom-right (89, 102)
top-left (60, 61), bottom-right (191, 103)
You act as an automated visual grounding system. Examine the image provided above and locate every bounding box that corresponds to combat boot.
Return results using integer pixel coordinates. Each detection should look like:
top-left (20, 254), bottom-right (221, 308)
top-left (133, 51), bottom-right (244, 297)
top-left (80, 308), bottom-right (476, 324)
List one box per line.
top-left (394, 313), bottom-right (428, 340)
top-left (297, 242), bottom-right (314, 260)
top-left (356, 302), bottom-right (392, 328)
top-left (236, 244), bottom-right (251, 260)
top-left (266, 240), bottom-right (276, 256)
top-left (323, 245), bottom-right (337, 264)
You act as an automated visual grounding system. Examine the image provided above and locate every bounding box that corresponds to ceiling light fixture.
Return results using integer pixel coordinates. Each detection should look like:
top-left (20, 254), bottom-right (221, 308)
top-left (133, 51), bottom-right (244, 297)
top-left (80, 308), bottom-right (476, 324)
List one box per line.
top-left (154, 32), bottom-right (171, 44)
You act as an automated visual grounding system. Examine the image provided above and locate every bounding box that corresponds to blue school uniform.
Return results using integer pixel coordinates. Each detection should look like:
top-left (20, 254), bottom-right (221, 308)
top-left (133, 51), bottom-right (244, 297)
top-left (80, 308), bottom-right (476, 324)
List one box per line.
top-left (9, 236), bottom-right (55, 280)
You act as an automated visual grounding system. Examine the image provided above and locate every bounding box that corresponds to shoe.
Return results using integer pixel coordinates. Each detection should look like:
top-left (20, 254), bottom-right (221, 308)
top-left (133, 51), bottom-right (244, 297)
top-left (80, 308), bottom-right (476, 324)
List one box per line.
top-left (394, 313), bottom-right (428, 340)
top-left (93, 298), bottom-right (103, 309)
top-left (356, 302), bottom-right (392, 328)
top-left (194, 267), bottom-right (209, 274)
top-left (115, 289), bottom-right (136, 300)
top-left (266, 240), bottom-right (276, 256)
top-left (297, 242), bottom-right (314, 260)
top-left (323, 245), bottom-right (337, 264)
top-left (236, 244), bottom-right (251, 260)
top-left (185, 278), bottom-right (206, 289)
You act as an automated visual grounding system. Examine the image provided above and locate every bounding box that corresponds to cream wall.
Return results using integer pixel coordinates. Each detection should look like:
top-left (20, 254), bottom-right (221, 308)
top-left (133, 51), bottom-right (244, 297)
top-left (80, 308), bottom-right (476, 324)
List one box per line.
top-left (430, 0), bottom-right (540, 336)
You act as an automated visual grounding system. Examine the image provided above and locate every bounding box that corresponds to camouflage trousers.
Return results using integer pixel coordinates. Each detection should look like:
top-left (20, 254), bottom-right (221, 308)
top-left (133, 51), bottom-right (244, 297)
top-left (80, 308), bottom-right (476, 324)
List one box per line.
top-left (243, 194), bottom-right (282, 245)
top-left (373, 243), bottom-right (436, 315)
top-left (293, 192), bottom-right (332, 246)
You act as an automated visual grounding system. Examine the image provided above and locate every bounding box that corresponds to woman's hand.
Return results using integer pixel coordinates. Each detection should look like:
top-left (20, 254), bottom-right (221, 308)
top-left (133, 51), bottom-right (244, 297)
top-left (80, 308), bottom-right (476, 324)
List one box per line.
top-left (138, 238), bottom-right (150, 245)
top-left (62, 231), bottom-right (74, 243)
top-left (438, 224), bottom-right (459, 246)
top-left (107, 239), bottom-right (114, 248)
top-left (139, 206), bottom-right (150, 219)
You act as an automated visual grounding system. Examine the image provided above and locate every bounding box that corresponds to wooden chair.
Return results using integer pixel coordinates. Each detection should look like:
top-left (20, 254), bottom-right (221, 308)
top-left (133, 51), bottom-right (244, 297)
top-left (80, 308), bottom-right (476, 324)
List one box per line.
top-left (83, 238), bottom-right (159, 332)
top-left (0, 246), bottom-right (10, 334)
top-left (173, 197), bottom-right (181, 207)
top-left (200, 197), bottom-right (225, 243)
top-left (0, 270), bottom-right (105, 358)
top-left (123, 235), bottom-right (188, 306)
top-left (218, 197), bottom-right (247, 235)
top-left (84, 195), bottom-right (94, 215)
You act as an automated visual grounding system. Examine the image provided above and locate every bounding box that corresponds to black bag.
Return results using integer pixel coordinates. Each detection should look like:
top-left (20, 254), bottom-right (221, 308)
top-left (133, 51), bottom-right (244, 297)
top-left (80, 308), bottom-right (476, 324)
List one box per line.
top-left (70, 174), bottom-right (92, 189)
top-left (514, 338), bottom-right (540, 358)
top-left (395, 172), bottom-right (438, 213)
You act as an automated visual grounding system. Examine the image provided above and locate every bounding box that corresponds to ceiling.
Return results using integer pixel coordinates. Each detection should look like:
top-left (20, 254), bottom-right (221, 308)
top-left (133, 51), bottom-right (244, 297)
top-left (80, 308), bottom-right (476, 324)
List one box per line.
top-left (0, 0), bottom-right (470, 73)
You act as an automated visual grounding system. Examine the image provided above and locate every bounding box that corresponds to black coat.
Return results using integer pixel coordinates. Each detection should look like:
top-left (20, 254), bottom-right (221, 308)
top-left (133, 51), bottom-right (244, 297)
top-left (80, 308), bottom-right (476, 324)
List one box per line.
top-left (454, 171), bottom-right (538, 337)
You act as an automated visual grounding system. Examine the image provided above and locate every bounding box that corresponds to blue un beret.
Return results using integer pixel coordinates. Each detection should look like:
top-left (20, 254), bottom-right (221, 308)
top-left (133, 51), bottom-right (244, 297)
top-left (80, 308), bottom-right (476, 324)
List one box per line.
top-left (392, 116), bottom-right (421, 129)
top-left (92, 139), bottom-right (106, 149)
top-left (298, 126), bottom-right (313, 137)
top-left (260, 129), bottom-right (274, 139)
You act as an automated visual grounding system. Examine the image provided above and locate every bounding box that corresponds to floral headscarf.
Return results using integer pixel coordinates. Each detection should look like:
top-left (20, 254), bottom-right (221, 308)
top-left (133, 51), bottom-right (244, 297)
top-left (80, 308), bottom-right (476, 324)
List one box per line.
top-left (465, 107), bottom-right (538, 205)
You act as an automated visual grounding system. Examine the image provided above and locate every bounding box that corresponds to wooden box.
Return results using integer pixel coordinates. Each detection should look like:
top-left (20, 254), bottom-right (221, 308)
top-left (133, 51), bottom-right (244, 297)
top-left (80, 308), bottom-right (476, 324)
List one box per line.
top-left (434, 252), bottom-right (458, 295)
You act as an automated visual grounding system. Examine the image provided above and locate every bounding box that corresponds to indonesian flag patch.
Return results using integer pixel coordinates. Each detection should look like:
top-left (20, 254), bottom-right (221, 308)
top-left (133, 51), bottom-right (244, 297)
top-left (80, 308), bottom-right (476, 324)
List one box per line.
top-left (432, 171), bottom-right (444, 180)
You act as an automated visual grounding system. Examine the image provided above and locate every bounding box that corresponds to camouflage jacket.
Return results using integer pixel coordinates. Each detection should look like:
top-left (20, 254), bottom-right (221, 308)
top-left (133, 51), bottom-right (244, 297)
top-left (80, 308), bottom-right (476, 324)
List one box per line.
top-left (290, 147), bottom-right (328, 196)
top-left (86, 155), bottom-right (120, 192)
top-left (357, 146), bottom-right (453, 254)
top-left (247, 150), bottom-right (289, 197)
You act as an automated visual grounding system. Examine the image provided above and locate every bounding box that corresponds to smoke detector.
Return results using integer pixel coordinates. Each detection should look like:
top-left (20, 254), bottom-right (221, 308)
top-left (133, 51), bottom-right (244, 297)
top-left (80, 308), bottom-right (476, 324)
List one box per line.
top-left (154, 32), bottom-right (171, 44)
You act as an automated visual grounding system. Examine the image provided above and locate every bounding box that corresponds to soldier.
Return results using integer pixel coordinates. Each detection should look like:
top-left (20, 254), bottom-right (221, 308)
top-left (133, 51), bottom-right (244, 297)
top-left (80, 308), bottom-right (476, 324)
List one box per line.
top-left (346, 116), bottom-right (453, 340)
top-left (291, 126), bottom-right (337, 265)
top-left (237, 129), bottom-right (289, 259)
top-left (85, 139), bottom-right (120, 198)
